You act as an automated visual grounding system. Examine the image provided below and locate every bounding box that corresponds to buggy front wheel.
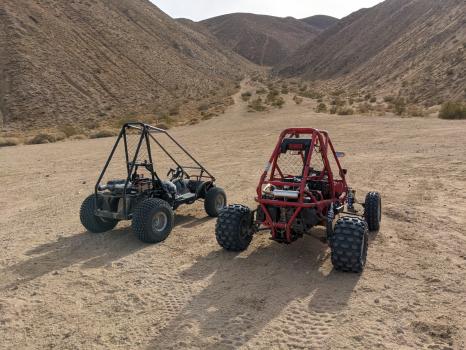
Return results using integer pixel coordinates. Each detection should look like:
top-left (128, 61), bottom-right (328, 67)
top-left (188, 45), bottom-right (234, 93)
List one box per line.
top-left (330, 217), bottom-right (369, 273)
top-left (80, 194), bottom-right (118, 233)
top-left (215, 205), bottom-right (253, 251)
top-left (364, 192), bottom-right (382, 231)
top-left (204, 187), bottom-right (227, 217)
top-left (132, 198), bottom-right (174, 243)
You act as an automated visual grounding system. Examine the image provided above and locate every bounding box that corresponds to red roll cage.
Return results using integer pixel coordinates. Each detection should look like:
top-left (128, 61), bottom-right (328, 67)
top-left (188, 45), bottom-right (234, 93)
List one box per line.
top-left (255, 128), bottom-right (349, 242)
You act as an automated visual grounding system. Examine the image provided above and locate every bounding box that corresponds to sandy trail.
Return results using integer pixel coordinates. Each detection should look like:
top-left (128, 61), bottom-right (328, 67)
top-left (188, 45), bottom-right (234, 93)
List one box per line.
top-left (0, 84), bottom-right (465, 349)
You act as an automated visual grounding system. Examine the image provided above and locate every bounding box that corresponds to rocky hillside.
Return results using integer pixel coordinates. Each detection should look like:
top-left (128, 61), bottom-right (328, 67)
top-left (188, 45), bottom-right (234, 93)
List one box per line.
top-left (201, 13), bottom-right (320, 66)
top-left (0, 0), bottom-right (251, 131)
top-left (278, 0), bottom-right (466, 104)
top-left (300, 15), bottom-right (338, 31)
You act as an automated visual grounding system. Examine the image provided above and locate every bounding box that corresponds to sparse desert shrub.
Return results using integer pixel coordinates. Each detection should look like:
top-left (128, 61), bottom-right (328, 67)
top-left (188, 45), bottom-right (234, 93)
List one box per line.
top-left (0, 137), bottom-right (21, 147)
top-left (331, 89), bottom-right (346, 96)
top-left (267, 89), bottom-right (280, 100)
top-left (198, 103), bottom-right (209, 112)
top-left (393, 97), bottom-right (406, 116)
top-left (84, 119), bottom-right (100, 130)
top-left (331, 98), bottom-right (346, 107)
top-left (271, 97), bottom-right (285, 108)
top-left (358, 102), bottom-right (373, 114)
top-left (329, 106), bottom-right (338, 114)
top-left (364, 93), bottom-right (372, 101)
top-left (59, 124), bottom-right (81, 137)
top-left (27, 132), bottom-right (66, 144)
top-left (337, 107), bottom-right (354, 115)
top-left (299, 85), bottom-right (308, 92)
top-left (281, 87), bottom-right (289, 95)
top-left (316, 103), bottom-right (327, 113)
top-left (300, 90), bottom-right (323, 99)
top-left (384, 96), bottom-right (395, 103)
top-left (256, 87), bottom-right (267, 95)
top-left (248, 98), bottom-right (266, 112)
top-left (406, 105), bottom-right (426, 117)
top-left (90, 129), bottom-right (117, 139)
top-left (293, 95), bottom-right (303, 105)
top-left (169, 105), bottom-right (180, 116)
top-left (241, 92), bottom-right (252, 101)
top-left (370, 97), bottom-right (377, 103)
top-left (438, 101), bottom-right (466, 119)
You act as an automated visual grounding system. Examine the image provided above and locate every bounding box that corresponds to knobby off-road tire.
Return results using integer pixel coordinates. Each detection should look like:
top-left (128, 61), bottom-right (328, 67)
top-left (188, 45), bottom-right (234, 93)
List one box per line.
top-left (216, 205), bottom-right (253, 251)
top-left (330, 217), bottom-right (369, 273)
top-left (80, 194), bottom-right (118, 233)
top-left (132, 198), bottom-right (174, 243)
top-left (364, 192), bottom-right (382, 231)
top-left (204, 187), bottom-right (227, 217)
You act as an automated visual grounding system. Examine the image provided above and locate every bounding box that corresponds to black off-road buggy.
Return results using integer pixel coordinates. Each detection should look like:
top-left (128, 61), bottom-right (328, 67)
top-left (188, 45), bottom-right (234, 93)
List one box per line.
top-left (80, 123), bottom-right (226, 243)
top-left (215, 128), bottom-right (381, 273)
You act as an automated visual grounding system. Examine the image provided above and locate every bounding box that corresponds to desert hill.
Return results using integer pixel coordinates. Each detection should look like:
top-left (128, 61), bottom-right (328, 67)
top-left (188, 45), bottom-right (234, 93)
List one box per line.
top-left (0, 0), bottom-right (251, 130)
top-left (278, 0), bottom-right (466, 104)
top-left (300, 15), bottom-right (338, 31)
top-left (201, 13), bottom-right (320, 66)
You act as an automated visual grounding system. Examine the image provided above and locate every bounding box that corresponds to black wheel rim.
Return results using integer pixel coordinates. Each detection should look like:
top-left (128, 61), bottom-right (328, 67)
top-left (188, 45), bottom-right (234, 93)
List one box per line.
top-left (152, 212), bottom-right (168, 233)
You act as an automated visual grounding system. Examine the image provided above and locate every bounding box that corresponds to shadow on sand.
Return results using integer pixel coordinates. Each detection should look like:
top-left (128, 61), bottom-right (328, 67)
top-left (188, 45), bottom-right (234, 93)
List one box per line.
top-left (1, 214), bottom-right (213, 290)
top-left (148, 229), bottom-right (362, 349)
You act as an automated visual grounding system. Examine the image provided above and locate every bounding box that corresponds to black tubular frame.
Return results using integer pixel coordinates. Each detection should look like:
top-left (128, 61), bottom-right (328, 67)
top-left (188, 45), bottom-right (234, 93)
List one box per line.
top-left (94, 122), bottom-right (215, 219)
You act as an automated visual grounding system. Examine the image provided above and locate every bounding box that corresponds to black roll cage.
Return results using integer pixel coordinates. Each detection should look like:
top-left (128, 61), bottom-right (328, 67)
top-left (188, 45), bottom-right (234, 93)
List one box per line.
top-left (94, 122), bottom-right (215, 219)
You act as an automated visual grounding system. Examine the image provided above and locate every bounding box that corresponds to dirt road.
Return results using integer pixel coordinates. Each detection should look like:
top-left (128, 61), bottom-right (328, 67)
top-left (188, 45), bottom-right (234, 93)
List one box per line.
top-left (1, 86), bottom-right (465, 349)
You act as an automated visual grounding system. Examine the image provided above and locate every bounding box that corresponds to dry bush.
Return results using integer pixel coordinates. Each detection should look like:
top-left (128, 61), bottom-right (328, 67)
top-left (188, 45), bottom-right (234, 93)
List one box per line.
top-left (241, 92), bottom-right (252, 101)
top-left (27, 132), bottom-right (66, 144)
top-left (271, 97), bottom-right (285, 108)
top-left (370, 97), bottom-right (377, 103)
top-left (358, 102), bottom-right (374, 114)
top-left (281, 87), bottom-right (289, 95)
top-left (256, 87), bottom-right (267, 95)
top-left (169, 105), bottom-right (180, 116)
top-left (299, 90), bottom-right (323, 99)
top-left (198, 103), bottom-right (209, 112)
top-left (90, 129), bottom-right (117, 139)
top-left (384, 96), bottom-right (395, 103)
top-left (330, 106), bottom-right (338, 114)
top-left (439, 101), bottom-right (466, 119)
top-left (0, 137), bottom-right (21, 147)
top-left (337, 107), bottom-right (355, 115)
top-left (407, 105), bottom-right (426, 117)
top-left (248, 98), bottom-right (267, 112)
top-left (315, 103), bottom-right (327, 113)
top-left (393, 97), bottom-right (406, 116)
top-left (293, 95), bottom-right (303, 105)
top-left (59, 124), bottom-right (82, 137)
top-left (331, 98), bottom-right (346, 107)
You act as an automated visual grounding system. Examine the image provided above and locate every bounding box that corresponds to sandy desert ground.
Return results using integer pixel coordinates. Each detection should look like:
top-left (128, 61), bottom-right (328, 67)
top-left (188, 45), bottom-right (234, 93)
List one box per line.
top-left (1, 84), bottom-right (465, 349)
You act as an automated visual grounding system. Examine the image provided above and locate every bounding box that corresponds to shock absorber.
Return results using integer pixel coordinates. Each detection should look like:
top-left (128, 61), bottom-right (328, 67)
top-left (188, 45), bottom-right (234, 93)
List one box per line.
top-left (347, 188), bottom-right (355, 210)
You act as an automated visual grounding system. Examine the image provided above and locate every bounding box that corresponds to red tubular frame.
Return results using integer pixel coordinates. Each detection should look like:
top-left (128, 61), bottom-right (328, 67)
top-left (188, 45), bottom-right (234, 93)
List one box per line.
top-left (255, 128), bottom-right (348, 243)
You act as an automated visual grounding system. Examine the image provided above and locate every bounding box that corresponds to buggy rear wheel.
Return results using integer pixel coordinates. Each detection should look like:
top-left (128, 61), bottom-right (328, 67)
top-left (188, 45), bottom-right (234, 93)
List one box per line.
top-left (330, 217), bottom-right (369, 273)
top-left (204, 187), bottom-right (227, 217)
top-left (80, 194), bottom-right (118, 233)
top-left (215, 205), bottom-right (253, 251)
top-left (132, 198), bottom-right (174, 243)
top-left (364, 192), bottom-right (382, 231)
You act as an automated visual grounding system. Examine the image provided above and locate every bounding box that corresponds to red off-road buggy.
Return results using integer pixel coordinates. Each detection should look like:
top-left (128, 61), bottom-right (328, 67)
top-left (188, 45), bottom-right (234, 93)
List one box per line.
top-left (215, 128), bottom-right (381, 273)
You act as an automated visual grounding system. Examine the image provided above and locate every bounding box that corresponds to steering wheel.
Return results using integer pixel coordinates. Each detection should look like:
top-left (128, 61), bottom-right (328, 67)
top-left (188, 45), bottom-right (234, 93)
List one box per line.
top-left (167, 166), bottom-right (183, 180)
